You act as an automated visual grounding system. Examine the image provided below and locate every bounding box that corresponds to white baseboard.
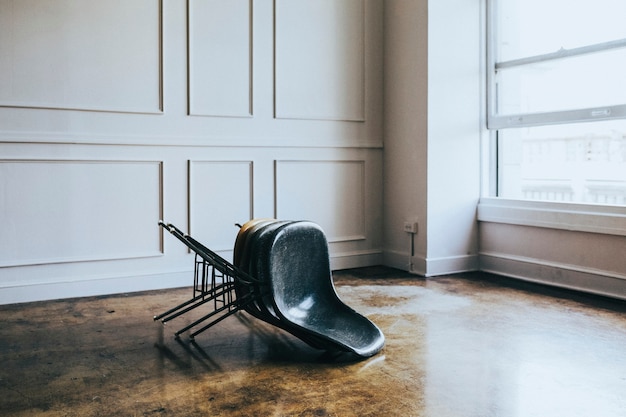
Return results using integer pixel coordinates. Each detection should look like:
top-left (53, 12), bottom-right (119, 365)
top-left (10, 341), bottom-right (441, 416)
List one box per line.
top-left (0, 270), bottom-right (192, 305)
top-left (12, 250), bottom-right (622, 305)
top-left (382, 249), bottom-right (417, 274)
top-left (480, 252), bottom-right (626, 301)
top-left (331, 250), bottom-right (384, 271)
top-left (382, 250), bottom-right (478, 277)
top-left (424, 254), bottom-right (480, 277)
top-left (0, 250), bottom-right (387, 305)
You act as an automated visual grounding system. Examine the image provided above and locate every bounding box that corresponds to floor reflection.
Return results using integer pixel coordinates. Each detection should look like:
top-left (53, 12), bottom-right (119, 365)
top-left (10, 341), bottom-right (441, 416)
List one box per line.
top-left (1, 268), bottom-right (625, 416)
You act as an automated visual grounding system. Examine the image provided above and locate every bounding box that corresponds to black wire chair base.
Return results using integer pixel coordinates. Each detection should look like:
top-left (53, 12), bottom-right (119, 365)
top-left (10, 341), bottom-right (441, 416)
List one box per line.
top-left (154, 221), bottom-right (262, 340)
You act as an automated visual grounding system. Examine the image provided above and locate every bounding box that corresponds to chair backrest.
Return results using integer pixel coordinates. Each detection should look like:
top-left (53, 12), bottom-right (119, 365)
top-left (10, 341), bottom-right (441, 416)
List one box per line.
top-left (263, 221), bottom-right (336, 320)
top-left (232, 219), bottom-right (278, 320)
top-left (233, 218), bottom-right (275, 267)
top-left (262, 221), bottom-right (385, 357)
top-left (237, 220), bottom-right (332, 350)
top-left (245, 220), bottom-right (292, 317)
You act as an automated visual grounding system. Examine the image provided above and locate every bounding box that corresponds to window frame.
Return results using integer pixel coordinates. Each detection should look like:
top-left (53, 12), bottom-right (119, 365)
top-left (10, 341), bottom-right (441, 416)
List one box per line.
top-left (486, 0), bottom-right (626, 131)
top-left (484, 0), bottom-right (626, 206)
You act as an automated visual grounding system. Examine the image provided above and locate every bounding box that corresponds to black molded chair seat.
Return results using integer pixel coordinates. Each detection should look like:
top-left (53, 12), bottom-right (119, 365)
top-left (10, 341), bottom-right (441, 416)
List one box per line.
top-left (256, 221), bottom-right (385, 358)
top-left (234, 219), bottom-right (330, 350)
top-left (233, 218), bottom-right (278, 322)
top-left (244, 220), bottom-right (337, 351)
top-left (233, 218), bottom-right (275, 267)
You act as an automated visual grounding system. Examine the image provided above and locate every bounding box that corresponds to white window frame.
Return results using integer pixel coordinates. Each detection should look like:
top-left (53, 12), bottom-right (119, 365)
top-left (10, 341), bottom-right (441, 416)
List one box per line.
top-left (480, 0), bottom-right (626, 235)
top-left (486, 1), bottom-right (626, 130)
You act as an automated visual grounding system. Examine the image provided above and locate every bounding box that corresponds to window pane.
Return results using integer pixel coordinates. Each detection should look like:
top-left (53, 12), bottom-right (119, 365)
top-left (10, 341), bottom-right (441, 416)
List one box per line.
top-left (498, 120), bottom-right (626, 205)
top-left (497, 0), bottom-right (626, 62)
top-left (496, 48), bottom-right (626, 115)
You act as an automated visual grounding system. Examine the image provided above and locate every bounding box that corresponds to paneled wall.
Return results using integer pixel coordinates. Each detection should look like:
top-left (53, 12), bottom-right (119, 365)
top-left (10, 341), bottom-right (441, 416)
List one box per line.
top-left (0, 0), bottom-right (384, 304)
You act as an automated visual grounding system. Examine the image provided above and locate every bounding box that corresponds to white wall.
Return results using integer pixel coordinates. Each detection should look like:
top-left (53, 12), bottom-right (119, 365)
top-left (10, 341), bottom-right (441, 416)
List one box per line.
top-left (425, 0), bottom-right (481, 274)
top-left (382, 0), bottom-right (429, 273)
top-left (383, 0), bottom-right (626, 299)
top-left (383, 0), bottom-right (481, 276)
top-left (3, 0), bottom-right (622, 305)
top-left (0, 0), bottom-right (385, 304)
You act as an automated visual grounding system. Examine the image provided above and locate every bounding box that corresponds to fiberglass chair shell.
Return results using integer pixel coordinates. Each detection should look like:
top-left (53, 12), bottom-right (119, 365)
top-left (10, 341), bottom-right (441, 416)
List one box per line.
top-left (233, 219), bottom-right (280, 323)
top-left (244, 220), bottom-right (335, 351)
top-left (256, 221), bottom-right (385, 358)
top-left (234, 219), bottom-right (330, 350)
top-left (233, 218), bottom-right (276, 267)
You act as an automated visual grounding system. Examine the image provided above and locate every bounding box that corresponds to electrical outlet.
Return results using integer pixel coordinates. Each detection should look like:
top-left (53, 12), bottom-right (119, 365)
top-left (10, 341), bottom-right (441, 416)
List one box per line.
top-left (403, 221), bottom-right (418, 234)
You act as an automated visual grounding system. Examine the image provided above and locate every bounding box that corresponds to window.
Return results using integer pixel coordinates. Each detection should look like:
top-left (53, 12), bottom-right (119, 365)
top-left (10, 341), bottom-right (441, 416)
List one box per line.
top-left (487, 0), bottom-right (626, 205)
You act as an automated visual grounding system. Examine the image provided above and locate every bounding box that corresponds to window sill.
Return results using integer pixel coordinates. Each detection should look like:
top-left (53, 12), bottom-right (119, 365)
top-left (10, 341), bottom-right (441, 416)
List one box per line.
top-left (477, 198), bottom-right (626, 237)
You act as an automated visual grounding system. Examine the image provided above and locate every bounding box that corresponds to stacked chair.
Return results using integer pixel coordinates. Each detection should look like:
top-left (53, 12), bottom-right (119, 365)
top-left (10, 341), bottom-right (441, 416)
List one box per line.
top-left (155, 219), bottom-right (385, 359)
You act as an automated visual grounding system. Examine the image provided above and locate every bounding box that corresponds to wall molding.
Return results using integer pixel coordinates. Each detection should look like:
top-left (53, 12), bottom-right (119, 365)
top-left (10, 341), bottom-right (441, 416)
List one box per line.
top-left (274, 0), bottom-right (366, 121)
top-left (188, 160), bottom-right (254, 252)
top-left (328, 235), bottom-right (367, 244)
top-left (188, 0), bottom-right (253, 117)
top-left (0, 0), bottom-right (163, 114)
top-left (0, 131), bottom-right (384, 149)
top-left (0, 252), bottom-right (164, 269)
top-left (274, 159), bottom-right (367, 242)
top-left (0, 158), bottom-right (164, 268)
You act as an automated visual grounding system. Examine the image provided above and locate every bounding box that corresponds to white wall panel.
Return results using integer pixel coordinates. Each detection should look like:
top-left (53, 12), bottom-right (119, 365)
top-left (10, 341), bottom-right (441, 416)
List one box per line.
top-left (188, 0), bottom-right (252, 117)
top-left (188, 160), bottom-right (253, 251)
top-left (0, 0), bottom-right (162, 113)
top-left (0, 0), bottom-right (385, 304)
top-left (275, 160), bottom-right (365, 242)
top-left (275, 0), bottom-right (365, 121)
top-left (0, 160), bottom-right (163, 267)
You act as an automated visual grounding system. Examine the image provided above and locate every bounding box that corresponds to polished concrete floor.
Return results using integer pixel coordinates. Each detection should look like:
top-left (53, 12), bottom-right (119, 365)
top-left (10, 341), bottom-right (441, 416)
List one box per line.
top-left (1, 267), bottom-right (626, 417)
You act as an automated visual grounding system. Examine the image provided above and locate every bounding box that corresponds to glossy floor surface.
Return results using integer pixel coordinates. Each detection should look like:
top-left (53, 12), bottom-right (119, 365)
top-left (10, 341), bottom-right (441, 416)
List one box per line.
top-left (1, 267), bottom-right (626, 416)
